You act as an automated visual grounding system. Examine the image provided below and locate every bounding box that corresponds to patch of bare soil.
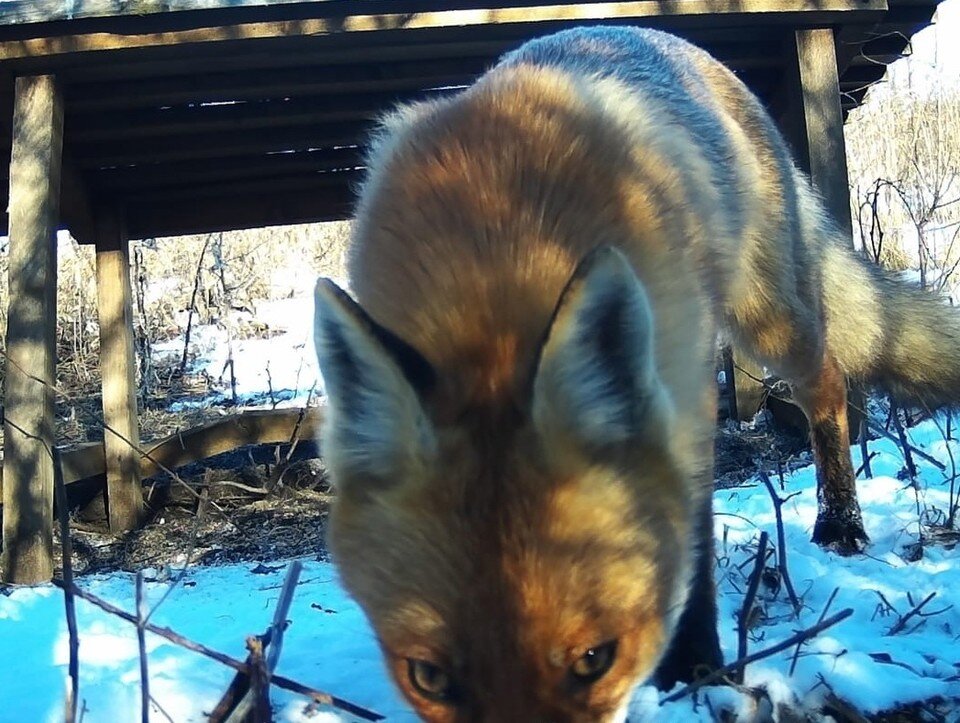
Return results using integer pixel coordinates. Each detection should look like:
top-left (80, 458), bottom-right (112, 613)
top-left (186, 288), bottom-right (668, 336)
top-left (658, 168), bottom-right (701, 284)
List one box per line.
top-left (52, 449), bottom-right (332, 577)
top-left (714, 415), bottom-right (812, 489)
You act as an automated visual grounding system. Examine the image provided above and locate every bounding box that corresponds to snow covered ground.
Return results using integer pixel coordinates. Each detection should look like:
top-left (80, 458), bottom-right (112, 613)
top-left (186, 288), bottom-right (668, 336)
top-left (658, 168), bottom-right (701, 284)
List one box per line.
top-left (151, 287), bottom-right (325, 411)
top-left (3, 283), bottom-right (960, 720)
top-left (2, 411), bottom-right (959, 721)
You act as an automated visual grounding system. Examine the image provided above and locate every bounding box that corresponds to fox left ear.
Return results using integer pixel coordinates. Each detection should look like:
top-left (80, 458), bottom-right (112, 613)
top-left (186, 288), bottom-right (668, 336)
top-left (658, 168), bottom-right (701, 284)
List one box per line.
top-left (532, 246), bottom-right (673, 453)
top-left (313, 279), bottom-right (437, 494)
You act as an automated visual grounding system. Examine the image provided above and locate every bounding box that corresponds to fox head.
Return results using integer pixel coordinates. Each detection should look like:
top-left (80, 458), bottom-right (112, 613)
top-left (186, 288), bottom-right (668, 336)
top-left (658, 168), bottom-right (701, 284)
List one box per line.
top-left (313, 248), bottom-right (694, 722)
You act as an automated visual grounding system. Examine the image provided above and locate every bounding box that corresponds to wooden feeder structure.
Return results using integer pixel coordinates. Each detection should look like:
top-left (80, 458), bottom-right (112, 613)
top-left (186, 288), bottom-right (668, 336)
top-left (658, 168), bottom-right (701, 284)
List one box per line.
top-left (0, 0), bottom-right (942, 583)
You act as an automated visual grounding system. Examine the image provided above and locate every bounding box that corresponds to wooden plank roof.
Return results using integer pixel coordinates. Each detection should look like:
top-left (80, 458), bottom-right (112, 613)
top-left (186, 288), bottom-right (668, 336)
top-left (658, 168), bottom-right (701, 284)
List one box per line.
top-left (0, 0), bottom-right (943, 240)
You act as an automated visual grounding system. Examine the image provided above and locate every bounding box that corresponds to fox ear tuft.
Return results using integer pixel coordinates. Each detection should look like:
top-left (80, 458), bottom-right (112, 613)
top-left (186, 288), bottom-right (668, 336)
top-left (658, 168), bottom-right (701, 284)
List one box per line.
top-left (532, 247), bottom-right (672, 452)
top-left (313, 279), bottom-right (436, 494)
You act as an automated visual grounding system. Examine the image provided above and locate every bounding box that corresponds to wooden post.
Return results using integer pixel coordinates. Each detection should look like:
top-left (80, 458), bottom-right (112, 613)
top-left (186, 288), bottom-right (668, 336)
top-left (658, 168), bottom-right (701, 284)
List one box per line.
top-left (793, 28), bottom-right (854, 240)
top-left (792, 28), bottom-right (866, 441)
top-left (96, 207), bottom-right (143, 531)
top-left (1, 76), bottom-right (63, 584)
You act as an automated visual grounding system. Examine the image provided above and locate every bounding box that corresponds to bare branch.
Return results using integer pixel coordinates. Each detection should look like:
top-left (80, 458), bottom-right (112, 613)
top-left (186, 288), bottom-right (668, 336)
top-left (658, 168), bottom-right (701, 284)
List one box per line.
top-left (660, 609), bottom-right (854, 704)
top-left (49, 579), bottom-right (384, 722)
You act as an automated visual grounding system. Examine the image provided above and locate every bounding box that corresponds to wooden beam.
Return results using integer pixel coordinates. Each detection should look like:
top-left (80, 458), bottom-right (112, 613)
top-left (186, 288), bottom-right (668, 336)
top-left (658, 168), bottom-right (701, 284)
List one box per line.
top-left (49, 37), bottom-right (513, 84)
top-left (95, 206), bottom-right (143, 532)
top-left (0, 408), bottom-right (324, 495)
top-left (0, 0), bottom-right (325, 25)
top-left (126, 179), bottom-right (355, 238)
top-left (0, 0), bottom-right (888, 62)
top-left (73, 120), bottom-right (368, 166)
top-left (795, 28), bottom-right (854, 240)
top-left (87, 145), bottom-right (364, 193)
top-left (68, 86), bottom-right (462, 143)
top-left (138, 407), bottom-right (322, 480)
top-left (65, 55), bottom-right (491, 111)
top-left (35, 27), bottom-right (790, 88)
top-left (0, 1), bottom-right (289, 24)
top-left (1, 75), bottom-right (63, 585)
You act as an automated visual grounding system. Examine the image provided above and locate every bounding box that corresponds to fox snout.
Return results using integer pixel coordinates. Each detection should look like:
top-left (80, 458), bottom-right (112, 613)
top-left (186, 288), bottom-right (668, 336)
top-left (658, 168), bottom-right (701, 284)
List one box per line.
top-left (315, 248), bottom-right (694, 722)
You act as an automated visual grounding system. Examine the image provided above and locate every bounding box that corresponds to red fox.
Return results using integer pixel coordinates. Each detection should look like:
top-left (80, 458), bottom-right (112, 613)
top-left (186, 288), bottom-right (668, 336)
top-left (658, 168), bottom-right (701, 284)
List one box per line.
top-left (313, 27), bottom-right (960, 721)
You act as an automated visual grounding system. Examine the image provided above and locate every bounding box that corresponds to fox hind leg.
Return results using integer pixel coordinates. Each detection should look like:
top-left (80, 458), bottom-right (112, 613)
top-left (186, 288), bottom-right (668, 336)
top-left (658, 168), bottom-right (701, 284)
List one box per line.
top-left (791, 352), bottom-right (869, 554)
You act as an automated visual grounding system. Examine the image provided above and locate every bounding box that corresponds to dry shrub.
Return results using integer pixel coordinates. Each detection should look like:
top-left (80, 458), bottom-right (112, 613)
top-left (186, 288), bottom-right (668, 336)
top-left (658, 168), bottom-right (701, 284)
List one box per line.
top-left (0, 221), bottom-right (351, 444)
top-left (846, 75), bottom-right (960, 291)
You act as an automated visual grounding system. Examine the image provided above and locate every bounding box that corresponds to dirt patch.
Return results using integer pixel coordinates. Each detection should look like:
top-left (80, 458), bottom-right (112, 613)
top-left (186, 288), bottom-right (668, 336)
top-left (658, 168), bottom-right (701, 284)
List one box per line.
top-left (49, 452), bottom-right (332, 577)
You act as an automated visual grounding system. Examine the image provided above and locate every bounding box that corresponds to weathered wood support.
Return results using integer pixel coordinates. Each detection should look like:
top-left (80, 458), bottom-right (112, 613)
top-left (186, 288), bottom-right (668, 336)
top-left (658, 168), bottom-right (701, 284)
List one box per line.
top-left (0, 407), bottom-right (324, 493)
top-left (791, 28), bottom-right (867, 441)
top-left (793, 28), bottom-right (854, 240)
top-left (1, 75), bottom-right (63, 584)
top-left (95, 206), bottom-right (143, 531)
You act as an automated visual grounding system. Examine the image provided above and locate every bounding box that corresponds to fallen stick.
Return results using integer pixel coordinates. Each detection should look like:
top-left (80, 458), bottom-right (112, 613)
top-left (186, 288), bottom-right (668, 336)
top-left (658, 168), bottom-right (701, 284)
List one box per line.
top-left (220, 561), bottom-right (303, 723)
top-left (736, 531), bottom-right (769, 683)
top-left (866, 418), bottom-right (945, 471)
top-left (790, 586), bottom-right (839, 675)
top-left (135, 572), bottom-right (150, 723)
top-left (660, 608), bottom-right (854, 704)
top-left (886, 592), bottom-right (937, 636)
top-left (757, 469), bottom-right (802, 615)
top-left (53, 447), bottom-right (80, 723)
top-left (50, 579), bottom-right (384, 721)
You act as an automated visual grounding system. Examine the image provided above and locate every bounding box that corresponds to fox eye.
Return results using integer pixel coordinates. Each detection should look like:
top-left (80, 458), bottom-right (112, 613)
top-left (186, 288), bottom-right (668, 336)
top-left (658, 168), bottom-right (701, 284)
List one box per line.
top-left (407, 658), bottom-right (457, 703)
top-left (570, 640), bottom-right (618, 683)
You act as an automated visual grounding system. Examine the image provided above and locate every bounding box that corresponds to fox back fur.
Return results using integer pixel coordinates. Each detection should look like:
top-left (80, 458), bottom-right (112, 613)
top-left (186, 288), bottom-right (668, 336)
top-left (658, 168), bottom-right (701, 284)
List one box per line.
top-left (313, 27), bottom-right (960, 723)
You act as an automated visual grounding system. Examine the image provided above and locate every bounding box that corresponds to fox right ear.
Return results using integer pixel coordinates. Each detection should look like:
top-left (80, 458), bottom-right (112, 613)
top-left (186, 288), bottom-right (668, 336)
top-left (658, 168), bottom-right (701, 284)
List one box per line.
top-left (531, 247), bottom-right (673, 454)
top-left (313, 279), bottom-right (437, 494)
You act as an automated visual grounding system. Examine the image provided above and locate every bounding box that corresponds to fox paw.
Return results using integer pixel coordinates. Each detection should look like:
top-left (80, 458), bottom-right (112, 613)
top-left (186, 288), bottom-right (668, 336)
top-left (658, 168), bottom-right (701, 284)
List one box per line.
top-left (812, 516), bottom-right (869, 556)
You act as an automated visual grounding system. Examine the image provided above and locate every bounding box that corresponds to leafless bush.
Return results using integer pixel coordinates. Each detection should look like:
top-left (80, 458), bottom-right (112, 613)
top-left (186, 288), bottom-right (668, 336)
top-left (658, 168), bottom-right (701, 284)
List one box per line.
top-left (846, 71), bottom-right (960, 294)
top-left (0, 221), bottom-right (351, 443)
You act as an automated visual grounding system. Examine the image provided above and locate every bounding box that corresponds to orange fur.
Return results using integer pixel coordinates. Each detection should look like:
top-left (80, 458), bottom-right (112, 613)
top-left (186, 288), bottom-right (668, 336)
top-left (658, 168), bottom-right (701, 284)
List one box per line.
top-left (312, 26), bottom-right (960, 721)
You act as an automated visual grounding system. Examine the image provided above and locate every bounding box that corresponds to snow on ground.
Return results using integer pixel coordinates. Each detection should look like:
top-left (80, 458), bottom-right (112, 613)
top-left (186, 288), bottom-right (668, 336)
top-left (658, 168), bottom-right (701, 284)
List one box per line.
top-left (152, 290), bottom-right (325, 410)
top-left (2, 417), bottom-right (960, 721)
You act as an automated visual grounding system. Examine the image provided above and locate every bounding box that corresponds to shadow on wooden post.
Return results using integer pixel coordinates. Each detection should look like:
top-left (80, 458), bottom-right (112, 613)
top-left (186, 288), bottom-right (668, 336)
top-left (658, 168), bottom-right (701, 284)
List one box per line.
top-left (1, 74), bottom-right (63, 584)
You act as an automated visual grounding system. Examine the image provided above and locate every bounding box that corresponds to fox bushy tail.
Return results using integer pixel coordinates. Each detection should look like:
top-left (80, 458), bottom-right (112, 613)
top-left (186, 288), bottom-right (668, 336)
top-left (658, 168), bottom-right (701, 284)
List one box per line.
top-left (823, 242), bottom-right (960, 408)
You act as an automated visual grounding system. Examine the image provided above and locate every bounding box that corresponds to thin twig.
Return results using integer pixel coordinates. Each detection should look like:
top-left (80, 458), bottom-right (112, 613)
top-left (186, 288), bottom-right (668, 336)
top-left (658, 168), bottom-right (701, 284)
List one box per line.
top-left (149, 695), bottom-right (175, 723)
top-left (660, 608), bottom-right (854, 703)
top-left (224, 561), bottom-right (303, 722)
top-left (736, 532), bottom-right (769, 683)
top-left (858, 413), bottom-right (874, 479)
top-left (273, 393), bottom-right (317, 490)
top-left (135, 572), bottom-right (150, 723)
top-left (757, 469), bottom-right (802, 615)
top-left (866, 418), bottom-right (944, 470)
top-left (264, 561), bottom-right (302, 673)
top-left (180, 234), bottom-right (213, 375)
top-left (926, 411), bottom-right (959, 528)
top-left (887, 592), bottom-right (937, 636)
top-left (890, 400), bottom-right (919, 479)
top-left (54, 447), bottom-right (80, 723)
top-left (855, 452), bottom-right (877, 479)
top-left (49, 579), bottom-right (384, 721)
top-left (790, 587), bottom-right (839, 675)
